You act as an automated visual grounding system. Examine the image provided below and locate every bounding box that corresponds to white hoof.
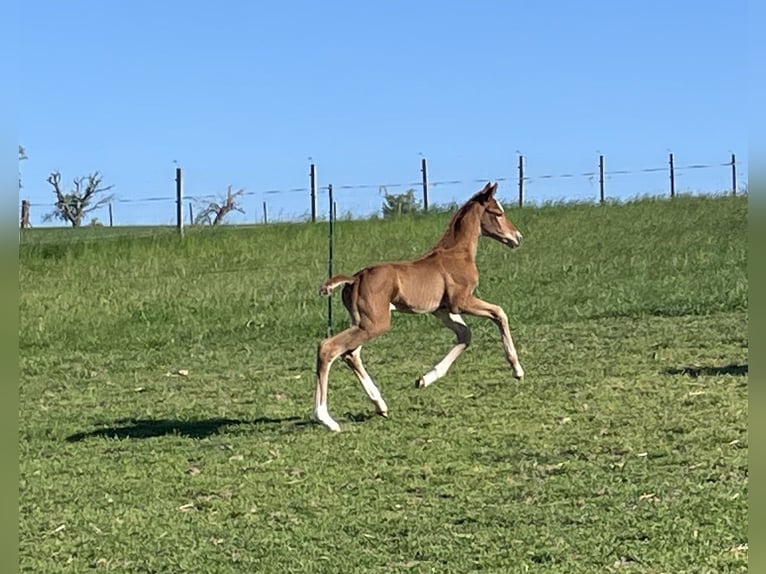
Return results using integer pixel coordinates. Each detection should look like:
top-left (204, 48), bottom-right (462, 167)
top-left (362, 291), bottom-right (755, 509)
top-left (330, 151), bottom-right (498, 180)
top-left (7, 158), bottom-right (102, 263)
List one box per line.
top-left (374, 399), bottom-right (389, 417)
top-left (416, 373), bottom-right (435, 388)
top-left (313, 407), bottom-right (342, 432)
top-left (512, 365), bottom-right (525, 380)
top-left (317, 417), bottom-right (341, 432)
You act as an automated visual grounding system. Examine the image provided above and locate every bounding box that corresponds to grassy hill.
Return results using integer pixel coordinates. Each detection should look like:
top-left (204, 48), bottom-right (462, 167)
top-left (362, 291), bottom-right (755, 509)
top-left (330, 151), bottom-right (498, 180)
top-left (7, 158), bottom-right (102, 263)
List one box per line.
top-left (19, 195), bottom-right (748, 572)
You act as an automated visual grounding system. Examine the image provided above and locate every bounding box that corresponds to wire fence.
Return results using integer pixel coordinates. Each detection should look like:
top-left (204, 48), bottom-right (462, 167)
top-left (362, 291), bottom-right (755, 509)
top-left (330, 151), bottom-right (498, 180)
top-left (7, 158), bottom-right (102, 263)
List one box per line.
top-left (20, 151), bottom-right (747, 230)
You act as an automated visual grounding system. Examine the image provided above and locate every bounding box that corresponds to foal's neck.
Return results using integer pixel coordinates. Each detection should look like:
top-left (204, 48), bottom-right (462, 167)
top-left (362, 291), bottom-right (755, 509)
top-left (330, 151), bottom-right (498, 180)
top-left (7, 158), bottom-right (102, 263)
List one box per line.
top-left (430, 201), bottom-right (482, 258)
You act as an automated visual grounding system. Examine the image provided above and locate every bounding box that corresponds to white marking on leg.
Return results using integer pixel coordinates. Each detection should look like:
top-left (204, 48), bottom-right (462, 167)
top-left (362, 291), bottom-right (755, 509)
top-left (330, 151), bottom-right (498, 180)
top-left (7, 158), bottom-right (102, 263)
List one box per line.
top-left (419, 311), bottom-right (471, 387)
top-left (360, 372), bottom-right (388, 414)
top-left (313, 404), bottom-right (341, 432)
top-left (344, 348), bottom-right (388, 415)
top-left (493, 307), bottom-right (524, 379)
top-left (314, 354), bottom-right (342, 432)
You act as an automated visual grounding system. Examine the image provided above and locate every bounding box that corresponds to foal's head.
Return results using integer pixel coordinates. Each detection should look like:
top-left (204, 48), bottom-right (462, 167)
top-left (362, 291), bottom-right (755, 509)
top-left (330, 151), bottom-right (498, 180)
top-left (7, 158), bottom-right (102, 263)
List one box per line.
top-left (473, 182), bottom-right (523, 248)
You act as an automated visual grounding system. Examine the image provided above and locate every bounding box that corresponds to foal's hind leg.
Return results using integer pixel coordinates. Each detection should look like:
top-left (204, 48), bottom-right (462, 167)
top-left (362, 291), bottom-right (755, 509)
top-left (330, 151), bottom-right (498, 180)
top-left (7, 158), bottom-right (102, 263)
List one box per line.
top-left (314, 327), bottom-right (372, 432)
top-left (339, 284), bottom-right (388, 416)
top-left (314, 279), bottom-right (391, 432)
top-left (342, 347), bottom-right (388, 416)
top-left (314, 321), bottom-right (391, 431)
top-left (416, 309), bottom-right (472, 388)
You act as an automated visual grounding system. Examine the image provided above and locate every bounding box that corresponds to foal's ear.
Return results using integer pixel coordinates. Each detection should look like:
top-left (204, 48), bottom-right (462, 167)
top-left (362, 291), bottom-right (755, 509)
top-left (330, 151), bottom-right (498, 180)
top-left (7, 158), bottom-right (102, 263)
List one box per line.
top-left (476, 181), bottom-right (498, 202)
top-left (471, 182), bottom-right (499, 204)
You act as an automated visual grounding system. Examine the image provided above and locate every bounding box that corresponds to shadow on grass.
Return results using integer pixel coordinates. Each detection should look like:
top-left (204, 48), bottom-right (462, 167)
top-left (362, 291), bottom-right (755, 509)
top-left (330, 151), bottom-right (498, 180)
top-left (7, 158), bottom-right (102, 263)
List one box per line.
top-left (65, 412), bottom-right (377, 442)
top-left (664, 363), bottom-right (748, 378)
top-left (66, 416), bottom-right (307, 442)
top-left (341, 411), bottom-right (378, 423)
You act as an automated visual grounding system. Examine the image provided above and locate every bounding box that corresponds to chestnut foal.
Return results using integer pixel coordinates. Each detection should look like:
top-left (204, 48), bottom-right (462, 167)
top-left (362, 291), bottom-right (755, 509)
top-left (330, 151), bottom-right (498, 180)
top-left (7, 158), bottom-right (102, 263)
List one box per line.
top-left (314, 182), bottom-right (524, 432)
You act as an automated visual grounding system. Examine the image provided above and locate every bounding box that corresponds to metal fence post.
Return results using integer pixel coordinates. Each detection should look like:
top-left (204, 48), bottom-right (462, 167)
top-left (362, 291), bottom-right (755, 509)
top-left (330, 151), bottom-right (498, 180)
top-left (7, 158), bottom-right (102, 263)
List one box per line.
top-left (175, 167), bottom-right (184, 237)
top-left (669, 153), bottom-right (675, 198)
top-left (310, 163), bottom-right (318, 222)
top-left (599, 155), bottom-right (605, 204)
top-left (327, 184), bottom-right (335, 336)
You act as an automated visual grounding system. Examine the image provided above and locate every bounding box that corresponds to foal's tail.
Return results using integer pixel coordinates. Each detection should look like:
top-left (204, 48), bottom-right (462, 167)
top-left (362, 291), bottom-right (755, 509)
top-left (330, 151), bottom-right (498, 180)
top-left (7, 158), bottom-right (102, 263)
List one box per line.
top-left (319, 274), bottom-right (356, 297)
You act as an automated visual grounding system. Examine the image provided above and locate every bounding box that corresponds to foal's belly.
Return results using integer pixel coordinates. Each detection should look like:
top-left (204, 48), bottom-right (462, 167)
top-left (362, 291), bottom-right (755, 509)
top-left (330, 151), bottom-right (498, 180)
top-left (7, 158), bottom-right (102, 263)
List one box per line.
top-left (389, 301), bottom-right (441, 315)
top-left (389, 266), bottom-right (446, 314)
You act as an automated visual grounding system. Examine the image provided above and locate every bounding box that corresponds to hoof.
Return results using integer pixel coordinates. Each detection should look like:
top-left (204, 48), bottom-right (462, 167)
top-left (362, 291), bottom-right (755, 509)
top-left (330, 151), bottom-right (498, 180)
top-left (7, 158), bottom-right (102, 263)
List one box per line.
top-left (415, 377), bottom-right (426, 389)
top-left (313, 412), bottom-right (342, 433)
top-left (373, 399), bottom-right (389, 417)
top-left (512, 369), bottom-right (525, 381)
top-left (315, 420), bottom-right (341, 432)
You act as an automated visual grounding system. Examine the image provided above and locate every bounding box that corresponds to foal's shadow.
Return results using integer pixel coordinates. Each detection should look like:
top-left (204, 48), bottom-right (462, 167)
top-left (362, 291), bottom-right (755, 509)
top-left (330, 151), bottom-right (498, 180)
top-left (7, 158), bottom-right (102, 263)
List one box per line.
top-left (663, 363), bottom-right (748, 378)
top-left (65, 416), bottom-right (304, 442)
top-left (65, 412), bottom-right (374, 442)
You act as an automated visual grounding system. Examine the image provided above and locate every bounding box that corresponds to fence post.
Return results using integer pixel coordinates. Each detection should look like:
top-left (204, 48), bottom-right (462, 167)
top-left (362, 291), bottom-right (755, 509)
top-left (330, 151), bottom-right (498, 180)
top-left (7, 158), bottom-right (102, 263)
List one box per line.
top-left (263, 201), bottom-right (268, 224)
top-left (310, 163), bottom-right (318, 222)
top-left (188, 201), bottom-right (194, 225)
top-left (731, 153), bottom-right (737, 196)
top-left (327, 184), bottom-right (334, 336)
top-left (598, 155), bottom-right (605, 204)
top-left (517, 155), bottom-right (524, 208)
top-left (20, 199), bottom-right (30, 229)
top-left (669, 153), bottom-right (675, 198)
top-left (175, 167), bottom-right (184, 237)
top-left (108, 202), bottom-right (114, 227)
top-left (421, 157), bottom-right (429, 212)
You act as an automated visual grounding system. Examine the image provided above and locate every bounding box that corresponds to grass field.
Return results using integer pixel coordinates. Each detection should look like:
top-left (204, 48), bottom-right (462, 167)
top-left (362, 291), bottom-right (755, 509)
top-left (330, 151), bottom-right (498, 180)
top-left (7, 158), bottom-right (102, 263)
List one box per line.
top-left (19, 194), bottom-right (747, 573)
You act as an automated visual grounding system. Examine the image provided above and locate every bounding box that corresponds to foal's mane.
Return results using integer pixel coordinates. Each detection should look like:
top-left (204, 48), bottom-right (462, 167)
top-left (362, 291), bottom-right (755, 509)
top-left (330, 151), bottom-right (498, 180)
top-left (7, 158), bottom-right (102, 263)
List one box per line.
top-left (429, 191), bottom-right (487, 252)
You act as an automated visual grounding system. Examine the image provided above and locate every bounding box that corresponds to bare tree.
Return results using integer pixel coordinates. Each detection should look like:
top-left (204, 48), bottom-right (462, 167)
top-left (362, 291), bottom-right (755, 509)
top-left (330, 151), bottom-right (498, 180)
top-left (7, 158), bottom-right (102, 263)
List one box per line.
top-left (44, 171), bottom-right (114, 227)
top-left (194, 185), bottom-right (245, 225)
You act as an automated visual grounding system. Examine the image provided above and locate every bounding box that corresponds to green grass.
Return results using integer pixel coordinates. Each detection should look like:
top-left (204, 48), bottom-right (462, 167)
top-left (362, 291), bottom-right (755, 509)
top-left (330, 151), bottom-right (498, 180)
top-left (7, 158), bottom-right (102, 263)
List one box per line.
top-left (19, 195), bottom-right (747, 573)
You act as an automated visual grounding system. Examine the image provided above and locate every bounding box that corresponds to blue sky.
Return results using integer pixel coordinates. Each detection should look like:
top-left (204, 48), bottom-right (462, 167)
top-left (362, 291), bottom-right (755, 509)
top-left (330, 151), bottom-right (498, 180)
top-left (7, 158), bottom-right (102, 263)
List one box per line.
top-left (19, 1), bottom-right (748, 226)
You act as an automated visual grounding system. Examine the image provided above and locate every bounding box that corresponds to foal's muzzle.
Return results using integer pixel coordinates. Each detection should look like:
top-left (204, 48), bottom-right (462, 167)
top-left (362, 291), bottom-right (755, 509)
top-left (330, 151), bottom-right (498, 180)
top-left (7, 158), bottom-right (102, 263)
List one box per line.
top-left (505, 231), bottom-right (523, 248)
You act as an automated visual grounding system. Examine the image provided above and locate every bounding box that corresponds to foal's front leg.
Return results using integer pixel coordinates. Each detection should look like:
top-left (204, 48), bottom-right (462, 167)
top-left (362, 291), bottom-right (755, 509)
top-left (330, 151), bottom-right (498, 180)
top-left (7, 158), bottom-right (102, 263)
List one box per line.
top-left (461, 296), bottom-right (524, 379)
